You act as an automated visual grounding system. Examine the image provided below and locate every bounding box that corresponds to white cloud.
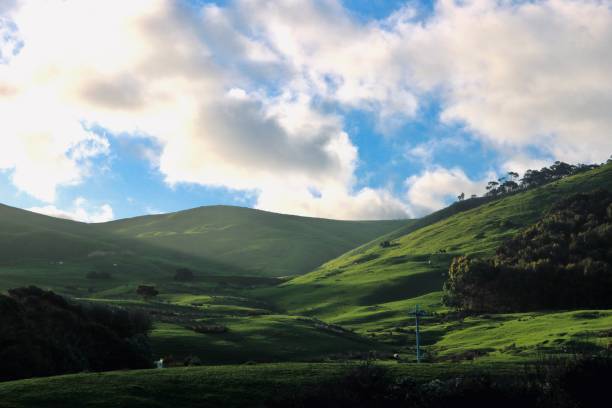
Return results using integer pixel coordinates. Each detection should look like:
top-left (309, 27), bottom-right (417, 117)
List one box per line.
top-left (399, 0), bottom-right (612, 163)
top-left (2, 0), bottom-right (611, 220)
top-left (500, 154), bottom-right (553, 177)
top-left (405, 167), bottom-right (490, 216)
top-left (0, 0), bottom-right (407, 219)
top-left (28, 197), bottom-right (114, 223)
top-left (405, 136), bottom-right (471, 164)
top-left (255, 185), bottom-right (408, 220)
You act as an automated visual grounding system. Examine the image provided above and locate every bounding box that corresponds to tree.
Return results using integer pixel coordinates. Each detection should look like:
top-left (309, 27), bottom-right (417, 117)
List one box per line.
top-left (136, 285), bottom-right (159, 300)
top-left (0, 286), bottom-right (152, 381)
top-left (86, 271), bottom-right (112, 280)
top-left (174, 268), bottom-right (194, 282)
top-left (485, 181), bottom-right (499, 196)
top-left (457, 192), bottom-right (465, 201)
top-left (443, 189), bottom-right (612, 312)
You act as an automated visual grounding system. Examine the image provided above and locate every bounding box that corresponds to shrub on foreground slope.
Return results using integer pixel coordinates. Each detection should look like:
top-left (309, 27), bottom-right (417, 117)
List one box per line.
top-left (444, 189), bottom-right (612, 312)
top-left (0, 286), bottom-right (152, 382)
top-left (267, 357), bottom-right (612, 408)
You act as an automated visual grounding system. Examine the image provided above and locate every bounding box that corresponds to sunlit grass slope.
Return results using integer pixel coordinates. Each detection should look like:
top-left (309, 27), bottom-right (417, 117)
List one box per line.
top-left (430, 310), bottom-right (612, 361)
top-left (99, 205), bottom-right (408, 277)
top-left (263, 164), bottom-right (612, 330)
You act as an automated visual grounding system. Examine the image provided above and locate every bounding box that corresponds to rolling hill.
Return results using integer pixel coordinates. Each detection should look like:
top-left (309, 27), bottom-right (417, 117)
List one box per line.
top-left (97, 205), bottom-right (409, 277)
top-left (0, 204), bottom-right (408, 293)
top-left (256, 162), bottom-right (612, 358)
top-left (1, 163), bottom-right (610, 375)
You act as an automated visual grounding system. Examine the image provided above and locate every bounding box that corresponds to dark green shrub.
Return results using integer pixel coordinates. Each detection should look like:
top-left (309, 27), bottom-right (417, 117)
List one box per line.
top-left (0, 286), bottom-right (152, 382)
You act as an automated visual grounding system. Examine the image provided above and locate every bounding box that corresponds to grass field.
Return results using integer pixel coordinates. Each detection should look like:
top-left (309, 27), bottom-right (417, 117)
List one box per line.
top-left (0, 362), bottom-right (526, 408)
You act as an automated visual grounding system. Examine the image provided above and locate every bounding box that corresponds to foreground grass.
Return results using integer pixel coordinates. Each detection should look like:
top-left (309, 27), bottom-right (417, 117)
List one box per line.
top-left (0, 362), bottom-right (524, 408)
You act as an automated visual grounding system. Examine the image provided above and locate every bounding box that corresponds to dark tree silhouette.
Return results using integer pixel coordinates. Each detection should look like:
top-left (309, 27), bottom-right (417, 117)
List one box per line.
top-left (174, 268), bottom-right (195, 282)
top-left (136, 285), bottom-right (159, 300)
top-left (0, 286), bottom-right (152, 381)
top-left (444, 189), bottom-right (612, 312)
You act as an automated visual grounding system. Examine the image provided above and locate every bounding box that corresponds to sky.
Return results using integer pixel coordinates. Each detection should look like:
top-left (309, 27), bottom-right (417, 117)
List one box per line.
top-left (0, 0), bottom-right (611, 222)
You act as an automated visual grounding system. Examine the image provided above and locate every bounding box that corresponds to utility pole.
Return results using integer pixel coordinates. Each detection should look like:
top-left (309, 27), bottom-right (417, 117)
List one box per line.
top-left (412, 304), bottom-right (427, 363)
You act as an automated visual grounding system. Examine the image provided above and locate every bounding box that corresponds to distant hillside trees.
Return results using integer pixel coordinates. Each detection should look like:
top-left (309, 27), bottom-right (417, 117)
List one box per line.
top-left (461, 160), bottom-right (607, 201)
top-left (86, 270), bottom-right (112, 280)
top-left (0, 286), bottom-right (152, 382)
top-left (444, 190), bottom-right (612, 312)
top-left (174, 268), bottom-right (194, 282)
top-left (136, 285), bottom-right (159, 300)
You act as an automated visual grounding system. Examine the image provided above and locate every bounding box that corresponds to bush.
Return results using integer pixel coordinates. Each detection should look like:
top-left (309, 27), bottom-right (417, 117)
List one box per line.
top-left (174, 268), bottom-right (195, 282)
top-left (86, 271), bottom-right (112, 280)
top-left (266, 357), bottom-right (612, 407)
top-left (187, 324), bottom-right (228, 334)
top-left (136, 285), bottom-right (159, 300)
top-left (0, 286), bottom-right (152, 382)
top-left (444, 190), bottom-right (612, 312)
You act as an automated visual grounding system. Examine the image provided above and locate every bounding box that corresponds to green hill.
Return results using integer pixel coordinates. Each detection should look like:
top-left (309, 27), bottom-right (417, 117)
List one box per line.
top-left (97, 206), bottom-right (408, 277)
top-left (1, 164), bottom-right (610, 375)
top-left (257, 163), bottom-right (612, 356)
top-left (0, 205), bottom-right (407, 293)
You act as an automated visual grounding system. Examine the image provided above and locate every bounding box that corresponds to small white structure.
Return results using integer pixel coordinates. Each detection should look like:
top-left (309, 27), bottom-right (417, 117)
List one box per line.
top-left (155, 359), bottom-right (164, 369)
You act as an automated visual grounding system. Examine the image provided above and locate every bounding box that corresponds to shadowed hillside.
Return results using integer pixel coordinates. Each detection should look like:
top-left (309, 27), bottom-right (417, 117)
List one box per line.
top-left (0, 205), bottom-right (408, 294)
top-left (97, 206), bottom-right (408, 277)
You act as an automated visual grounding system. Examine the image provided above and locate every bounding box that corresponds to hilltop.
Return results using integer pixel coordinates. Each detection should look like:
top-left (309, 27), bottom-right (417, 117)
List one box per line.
top-left (0, 204), bottom-right (407, 294)
top-left (98, 205), bottom-right (408, 277)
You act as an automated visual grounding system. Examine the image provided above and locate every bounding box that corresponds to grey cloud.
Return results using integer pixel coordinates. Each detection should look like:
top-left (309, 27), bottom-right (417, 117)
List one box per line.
top-left (194, 96), bottom-right (343, 180)
top-left (81, 74), bottom-right (145, 110)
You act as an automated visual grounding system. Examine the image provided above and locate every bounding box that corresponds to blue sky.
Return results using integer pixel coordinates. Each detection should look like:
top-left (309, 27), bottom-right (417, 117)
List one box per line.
top-left (0, 0), bottom-right (610, 221)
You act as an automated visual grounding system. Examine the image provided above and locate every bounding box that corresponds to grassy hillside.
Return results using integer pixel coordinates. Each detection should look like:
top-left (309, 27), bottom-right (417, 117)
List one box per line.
top-left (254, 163), bottom-right (612, 359)
top-left (98, 206), bottom-right (408, 277)
top-left (1, 165), bottom-right (610, 373)
top-left (0, 203), bottom-right (117, 262)
top-left (0, 205), bottom-right (407, 294)
top-left (0, 205), bottom-right (407, 364)
top-left (0, 362), bottom-right (523, 408)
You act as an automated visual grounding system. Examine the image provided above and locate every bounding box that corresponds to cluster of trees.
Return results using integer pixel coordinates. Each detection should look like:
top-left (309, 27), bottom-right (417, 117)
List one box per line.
top-left (444, 190), bottom-right (612, 312)
top-left (86, 270), bottom-right (112, 280)
top-left (457, 160), bottom-right (608, 201)
top-left (268, 358), bottom-right (612, 408)
top-left (174, 268), bottom-right (195, 281)
top-left (136, 285), bottom-right (159, 300)
top-left (0, 286), bottom-right (153, 381)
